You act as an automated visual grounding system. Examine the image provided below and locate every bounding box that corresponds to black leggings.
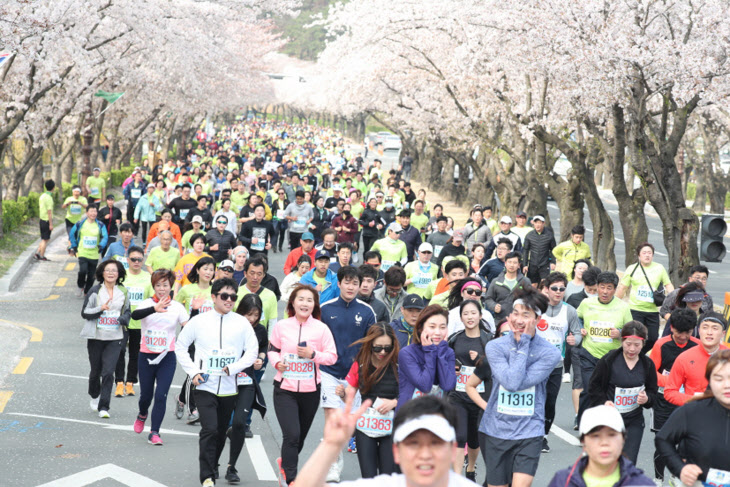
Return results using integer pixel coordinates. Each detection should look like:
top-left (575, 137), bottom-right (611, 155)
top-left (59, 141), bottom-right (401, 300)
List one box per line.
top-left (273, 381), bottom-right (320, 484)
top-left (451, 399), bottom-right (483, 449)
top-left (362, 235), bottom-right (377, 254)
top-left (195, 390), bottom-right (237, 483)
top-left (115, 328), bottom-right (140, 383)
top-left (139, 221), bottom-right (152, 243)
top-left (229, 385), bottom-right (257, 468)
top-left (631, 310), bottom-right (660, 354)
top-left (622, 412), bottom-right (644, 465)
top-left (544, 367), bottom-right (562, 435)
top-left (77, 257), bottom-right (98, 293)
top-left (354, 430), bottom-right (396, 478)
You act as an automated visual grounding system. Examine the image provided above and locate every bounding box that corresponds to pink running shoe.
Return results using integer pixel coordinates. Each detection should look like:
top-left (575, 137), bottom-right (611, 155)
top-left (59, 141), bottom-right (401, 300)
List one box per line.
top-left (148, 432), bottom-right (163, 445)
top-left (276, 457), bottom-right (287, 487)
top-left (134, 415), bottom-right (147, 434)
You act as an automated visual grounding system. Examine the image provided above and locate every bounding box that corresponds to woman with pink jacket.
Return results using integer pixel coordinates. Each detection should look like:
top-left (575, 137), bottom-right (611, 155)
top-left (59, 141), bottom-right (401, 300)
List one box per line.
top-left (268, 284), bottom-right (337, 486)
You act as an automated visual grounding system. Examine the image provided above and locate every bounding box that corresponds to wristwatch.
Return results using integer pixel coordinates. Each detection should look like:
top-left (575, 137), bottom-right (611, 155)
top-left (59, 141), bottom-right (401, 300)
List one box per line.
top-left (310, 350), bottom-right (316, 360)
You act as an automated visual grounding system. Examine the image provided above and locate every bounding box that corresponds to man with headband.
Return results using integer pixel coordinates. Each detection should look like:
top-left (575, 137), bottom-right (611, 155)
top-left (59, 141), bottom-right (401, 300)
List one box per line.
top-left (478, 287), bottom-right (561, 487)
top-left (295, 394), bottom-right (476, 487)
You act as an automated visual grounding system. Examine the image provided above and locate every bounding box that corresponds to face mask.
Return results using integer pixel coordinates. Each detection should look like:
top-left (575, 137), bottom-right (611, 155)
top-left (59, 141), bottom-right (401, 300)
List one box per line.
top-left (343, 211), bottom-right (351, 217)
top-left (385, 203), bottom-right (393, 209)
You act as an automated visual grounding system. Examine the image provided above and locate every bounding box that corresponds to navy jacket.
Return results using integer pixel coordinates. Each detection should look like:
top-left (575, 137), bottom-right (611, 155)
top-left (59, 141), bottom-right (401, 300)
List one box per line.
top-left (548, 456), bottom-right (654, 487)
top-left (319, 297), bottom-right (377, 379)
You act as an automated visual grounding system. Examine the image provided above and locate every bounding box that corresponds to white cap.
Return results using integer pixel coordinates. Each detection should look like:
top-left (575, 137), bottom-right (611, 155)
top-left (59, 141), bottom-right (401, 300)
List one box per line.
top-left (218, 260), bottom-right (234, 270)
top-left (191, 215), bottom-right (204, 224)
top-left (393, 414), bottom-right (456, 444)
top-left (419, 242), bottom-right (434, 253)
top-left (332, 185), bottom-right (343, 192)
top-left (579, 405), bottom-right (625, 435)
top-left (500, 216), bottom-right (512, 224)
top-left (388, 222), bottom-right (403, 233)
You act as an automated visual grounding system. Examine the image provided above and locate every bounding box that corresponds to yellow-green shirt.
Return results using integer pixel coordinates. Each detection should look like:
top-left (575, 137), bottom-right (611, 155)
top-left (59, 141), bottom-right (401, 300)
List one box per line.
top-left (124, 271), bottom-right (153, 330)
top-left (404, 261), bottom-right (439, 298)
top-left (577, 296), bottom-right (633, 359)
top-left (77, 219), bottom-right (101, 260)
top-left (581, 465), bottom-right (620, 487)
top-left (146, 246), bottom-right (180, 271)
top-left (86, 176), bottom-right (106, 200)
top-left (175, 283), bottom-right (213, 314)
top-left (63, 196), bottom-right (88, 223)
top-left (235, 285), bottom-right (278, 329)
top-left (39, 191), bottom-right (54, 221)
top-left (619, 261), bottom-right (671, 313)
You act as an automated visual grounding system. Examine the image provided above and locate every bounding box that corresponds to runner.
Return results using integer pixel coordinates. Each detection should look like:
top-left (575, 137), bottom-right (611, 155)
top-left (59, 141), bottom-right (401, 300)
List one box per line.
top-left (357, 264), bottom-right (390, 323)
top-left (427, 215), bottom-right (451, 267)
top-left (484, 251), bottom-right (531, 322)
top-left (130, 269), bottom-right (189, 445)
top-left (283, 232), bottom-right (317, 275)
top-left (397, 304), bottom-right (456, 410)
top-left (284, 190), bottom-right (314, 249)
top-left (61, 185), bottom-right (87, 238)
top-left (370, 223), bottom-right (407, 272)
top-left (374, 266), bottom-right (408, 321)
top-left (552, 225), bottom-right (591, 279)
top-left (234, 256), bottom-right (279, 330)
top-left (462, 207), bottom-right (491, 258)
top-left (104, 222), bottom-right (136, 271)
top-left (478, 237), bottom-right (512, 285)
top-left (520, 215), bottom-right (556, 285)
top-left (86, 167), bottom-right (106, 205)
top-left (268, 284), bottom-right (337, 486)
top-left (586, 321), bottom-right (658, 465)
top-left (446, 279), bottom-right (495, 336)
top-left (300, 250), bottom-right (340, 303)
top-left (281, 255), bottom-right (312, 302)
top-left (133, 183), bottom-right (162, 243)
top-left (426, 257), bottom-right (468, 308)
top-left (485, 216), bottom-right (523, 257)
top-left (80, 259), bottom-right (131, 418)
top-left (175, 278), bottom-right (259, 487)
top-left (403, 243), bottom-right (438, 298)
top-left (204, 215), bottom-right (237, 263)
top-left (173, 233), bottom-right (211, 293)
top-left (145, 230), bottom-right (180, 272)
top-left (239, 203), bottom-right (274, 259)
top-left (478, 287), bottom-right (561, 487)
top-left (69, 205), bottom-right (109, 297)
top-left (123, 172), bottom-right (146, 235)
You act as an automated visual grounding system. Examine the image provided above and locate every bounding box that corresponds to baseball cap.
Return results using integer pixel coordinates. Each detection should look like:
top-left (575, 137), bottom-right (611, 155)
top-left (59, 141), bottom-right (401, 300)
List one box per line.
top-left (682, 290), bottom-right (704, 303)
top-left (452, 230), bottom-right (464, 241)
top-left (191, 215), bottom-right (204, 224)
top-left (332, 185), bottom-right (343, 192)
top-left (93, 167), bottom-right (101, 172)
top-left (500, 216), bottom-right (512, 224)
top-left (516, 211), bottom-right (527, 218)
top-left (393, 414), bottom-right (456, 444)
top-left (388, 222), bottom-right (403, 233)
top-left (106, 194), bottom-right (115, 200)
top-left (147, 183), bottom-right (156, 189)
top-left (301, 232), bottom-right (314, 241)
top-left (532, 215), bottom-right (545, 222)
top-left (419, 242), bottom-right (434, 253)
top-left (315, 250), bottom-right (331, 260)
top-left (579, 405), bottom-right (625, 435)
top-left (402, 294), bottom-right (426, 310)
top-left (218, 260), bottom-right (234, 271)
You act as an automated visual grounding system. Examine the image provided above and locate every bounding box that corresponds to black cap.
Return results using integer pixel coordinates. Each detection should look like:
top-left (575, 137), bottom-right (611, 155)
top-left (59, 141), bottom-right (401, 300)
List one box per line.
top-left (402, 294), bottom-right (426, 310)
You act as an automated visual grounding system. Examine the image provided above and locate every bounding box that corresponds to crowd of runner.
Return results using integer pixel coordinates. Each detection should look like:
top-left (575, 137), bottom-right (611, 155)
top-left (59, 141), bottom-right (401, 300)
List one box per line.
top-left (37, 119), bottom-right (730, 487)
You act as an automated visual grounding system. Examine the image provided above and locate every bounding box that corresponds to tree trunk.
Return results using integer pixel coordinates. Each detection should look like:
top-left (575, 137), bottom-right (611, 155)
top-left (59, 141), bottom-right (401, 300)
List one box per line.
top-left (698, 114), bottom-right (730, 214)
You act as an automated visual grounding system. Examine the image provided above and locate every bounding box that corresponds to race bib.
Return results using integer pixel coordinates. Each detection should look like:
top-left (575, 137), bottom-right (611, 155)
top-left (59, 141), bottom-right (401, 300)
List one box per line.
top-left (82, 236), bottom-right (98, 249)
top-left (91, 187), bottom-right (100, 196)
top-left (497, 385), bottom-right (535, 416)
top-left (143, 329), bottom-right (168, 353)
top-left (413, 272), bottom-right (432, 289)
top-left (236, 371), bottom-right (253, 386)
top-left (296, 217), bottom-right (306, 227)
top-left (115, 256), bottom-right (129, 270)
top-left (276, 210), bottom-right (285, 220)
top-left (70, 204), bottom-right (82, 215)
top-left (356, 408), bottom-right (394, 438)
top-left (455, 366), bottom-right (485, 393)
top-left (282, 353), bottom-right (315, 381)
top-left (126, 286), bottom-right (144, 306)
top-left (382, 260), bottom-right (395, 271)
top-left (190, 299), bottom-right (214, 314)
top-left (206, 348), bottom-right (237, 376)
top-left (614, 386), bottom-right (643, 414)
top-left (130, 189), bottom-right (142, 199)
top-left (412, 384), bottom-right (443, 399)
top-left (97, 311), bottom-right (120, 331)
top-left (434, 245), bottom-right (443, 258)
top-left (545, 334), bottom-right (563, 351)
top-left (635, 285), bottom-right (654, 303)
top-left (588, 321), bottom-right (614, 344)
top-left (251, 238), bottom-right (265, 251)
top-left (659, 370), bottom-right (670, 394)
top-left (705, 468), bottom-right (730, 487)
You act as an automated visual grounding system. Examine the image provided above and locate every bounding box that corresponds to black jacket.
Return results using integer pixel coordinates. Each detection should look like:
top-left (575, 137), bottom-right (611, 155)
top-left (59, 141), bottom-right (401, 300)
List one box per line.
top-left (522, 229), bottom-right (556, 269)
top-left (204, 229), bottom-right (237, 262)
top-left (310, 207), bottom-right (331, 241)
top-left (357, 292), bottom-right (390, 323)
top-left (399, 225), bottom-right (421, 261)
top-left (588, 348), bottom-right (658, 411)
top-left (359, 208), bottom-right (383, 238)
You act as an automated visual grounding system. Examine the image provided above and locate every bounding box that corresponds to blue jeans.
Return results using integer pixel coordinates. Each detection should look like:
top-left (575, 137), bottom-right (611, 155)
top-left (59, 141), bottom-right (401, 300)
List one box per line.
top-left (138, 351), bottom-right (176, 433)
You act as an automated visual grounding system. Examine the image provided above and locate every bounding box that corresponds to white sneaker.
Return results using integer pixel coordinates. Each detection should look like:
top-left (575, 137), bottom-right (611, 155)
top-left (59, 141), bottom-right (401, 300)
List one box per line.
top-left (98, 410), bottom-right (110, 419)
top-left (90, 396), bottom-right (100, 411)
top-left (76, 288), bottom-right (84, 298)
top-left (326, 459), bottom-right (341, 483)
top-left (562, 373), bottom-right (571, 383)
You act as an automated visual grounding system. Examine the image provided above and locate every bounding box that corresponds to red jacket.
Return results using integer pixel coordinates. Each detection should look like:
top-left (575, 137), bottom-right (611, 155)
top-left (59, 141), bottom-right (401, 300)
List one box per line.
top-left (283, 246), bottom-right (317, 275)
top-left (649, 335), bottom-right (700, 389)
top-left (664, 342), bottom-right (728, 406)
top-left (331, 215), bottom-right (358, 243)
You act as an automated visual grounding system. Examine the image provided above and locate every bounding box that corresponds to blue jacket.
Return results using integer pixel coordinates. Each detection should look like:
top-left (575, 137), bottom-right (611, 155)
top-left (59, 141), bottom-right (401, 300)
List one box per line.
top-left (397, 341), bottom-right (456, 411)
top-left (319, 297), bottom-right (377, 379)
top-left (479, 332), bottom-right (561, 440)
top-left (478, 257), bottom-right (505, 285)
top-left (103, 238), bottom-right (137, 262)
top-left (390, 317), bottom-right (414, 349)
top-left (133, 193), bottom-right (162, 222)
top-left (69, 218), bottom-right (109, 253)
top-left (300, 269), bottom-right (340, 304)
top-left (548, 456), bottom-right (654, 487)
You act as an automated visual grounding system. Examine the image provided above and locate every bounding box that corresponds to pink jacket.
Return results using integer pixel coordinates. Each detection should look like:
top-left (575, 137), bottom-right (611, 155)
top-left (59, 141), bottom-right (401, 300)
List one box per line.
top-left (268, 315), bottom-right (337, 393)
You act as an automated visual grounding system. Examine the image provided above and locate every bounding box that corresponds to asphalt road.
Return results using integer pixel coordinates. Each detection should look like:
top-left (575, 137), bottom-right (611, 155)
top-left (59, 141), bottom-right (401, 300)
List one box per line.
top-left (0, 150), bottom-right (727, 486)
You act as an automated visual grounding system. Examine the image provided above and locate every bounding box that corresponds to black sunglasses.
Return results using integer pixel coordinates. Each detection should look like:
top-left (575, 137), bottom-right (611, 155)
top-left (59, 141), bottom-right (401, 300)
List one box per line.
top-left (372, 345), bottom-right (393, 353)
top-left (216, 292), bottom-right (238, 302)
top-left (129, 257), bottom-right (143, 263)
top-left (465, 288), bottom-right (482, 297)
top-left (549, 286), bottom-right (566, 292)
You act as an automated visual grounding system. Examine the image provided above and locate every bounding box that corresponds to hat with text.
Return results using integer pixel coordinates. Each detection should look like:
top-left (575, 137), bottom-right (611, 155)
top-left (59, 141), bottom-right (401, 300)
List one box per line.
top-left (402, 294), bottom-right (426, 310)
top-left (218, 260), bottom-right (234, 271)
top-left (315, 250), bottom-right (331, 260)
top-left (580, 405), bottom-right (625, 435)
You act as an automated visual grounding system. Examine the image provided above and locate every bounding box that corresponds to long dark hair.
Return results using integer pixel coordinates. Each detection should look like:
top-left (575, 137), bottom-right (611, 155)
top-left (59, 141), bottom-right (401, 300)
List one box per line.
top-left (447, 278), bottom-right (482, 309)
top-left (187, 256), bottom-right (216, 284)
top-left (351, 323), bottom-right (399, 395)
top-left (412, 305), bottom-right (449, 345)
top-left (236, 293), bottom-right (263, 326)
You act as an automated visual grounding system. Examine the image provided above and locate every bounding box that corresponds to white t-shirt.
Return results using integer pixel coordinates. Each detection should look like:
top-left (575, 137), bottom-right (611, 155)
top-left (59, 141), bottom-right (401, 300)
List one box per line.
top-left (138, 298), bottom-right (189, 354)
top-left (447, 306), bottom-right (495, 337)
top-left (339, 471), bottom-right (478, 487)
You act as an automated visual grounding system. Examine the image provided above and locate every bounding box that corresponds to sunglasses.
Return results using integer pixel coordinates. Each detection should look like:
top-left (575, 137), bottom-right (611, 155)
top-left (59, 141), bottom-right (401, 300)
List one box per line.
top-left (217, 221), bottom-right (228, 225)
top-left (549, 286), bottom-right (566, 292)
top-left (372, 345), bottom-right (393, 353)
top-left (129, 257), bottom-right (143, 263)
top-left (465, 288), bottom-right (482, 297)
top-left (216, 292), bottom-right (238, 302)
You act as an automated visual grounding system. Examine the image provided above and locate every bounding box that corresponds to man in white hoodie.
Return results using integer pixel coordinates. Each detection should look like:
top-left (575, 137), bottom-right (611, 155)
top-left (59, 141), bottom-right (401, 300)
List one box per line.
top-left (176, 278), bottom-right (259, 487)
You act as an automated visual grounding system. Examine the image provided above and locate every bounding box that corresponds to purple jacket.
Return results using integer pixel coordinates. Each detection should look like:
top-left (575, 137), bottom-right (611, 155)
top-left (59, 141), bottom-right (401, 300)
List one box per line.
top-left (397, 341), bottom-right (456, 410)
top-left (548, 457), bottom-right (654, 487)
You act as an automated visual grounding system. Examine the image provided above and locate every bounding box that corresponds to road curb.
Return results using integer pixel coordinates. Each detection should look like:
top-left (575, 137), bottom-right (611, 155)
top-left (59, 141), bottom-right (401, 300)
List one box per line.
top-left (0, 225), bottom-right (67, 295)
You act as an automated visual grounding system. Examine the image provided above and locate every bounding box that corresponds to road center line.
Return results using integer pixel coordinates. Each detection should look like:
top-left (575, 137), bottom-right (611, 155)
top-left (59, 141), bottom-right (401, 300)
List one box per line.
top-left (550, 424), bottom-right (581, 446)
top-left (0, 391), bottom-right (13, 413)
top-left (246, 434), bottom-right (278, 480)
top-left (13, 357), bottom-right (33, 374)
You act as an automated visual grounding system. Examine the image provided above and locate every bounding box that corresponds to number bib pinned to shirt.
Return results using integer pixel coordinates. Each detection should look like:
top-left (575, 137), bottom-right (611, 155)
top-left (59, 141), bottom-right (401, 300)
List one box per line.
top-left (456, 366), bottom-right (485, 393)
top-left (497, 385), bottom-right (535, 416)
top-left (115, 256), bottom-right (129, 270)
top-left (91, 187), bottom-right (100, 197)
top-left (635, 285), bottom-right (654, 303)
top-left (282, 353), bottom-right (314, 381)
top-left (97, 311), bottom-right (120, 331)
top-left (236, 371), bottom-right (253, 386)
top-left (705, 468), bottom-right (730, 487)
top-left (433, 245), bottom-right (443, 258)
top-left (614, 386), bottom-right (643, 414)
top-left (381, 260), bottom-right (395, 271)
top-left (412, 384), bottom-right (443, 399)
top-left (70, 204), bottom-right (82, 215)
top-left (179, 209), bottom-right (190, 220)
top-left (413, 272), bottom-right (432, 289)
top-left (356, 408), bottom-right (394, 438)
top-left (144, 329), bottom-right (168, 353)
top-left (130, 189), bottom-right (142, 199)
top-left (82, 236), bottom-right (98, 249)
top-left (588, 321), bottom-right (614, 343)
top-left (206, 348), bottom-right (236, 376)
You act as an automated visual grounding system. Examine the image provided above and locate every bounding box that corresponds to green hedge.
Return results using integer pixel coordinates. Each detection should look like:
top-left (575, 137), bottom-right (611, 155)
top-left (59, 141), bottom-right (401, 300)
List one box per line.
top-left (2, 191), bottom-right (41, 234)
top-left (686, 182), bottom-right (730, 209)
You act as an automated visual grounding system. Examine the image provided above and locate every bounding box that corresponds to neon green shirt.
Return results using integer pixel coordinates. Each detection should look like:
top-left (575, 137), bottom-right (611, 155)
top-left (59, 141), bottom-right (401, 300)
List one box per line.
top-left (77, 219), bottom-right (101, 260)
top-left (410, 213), bottom-right (429, 235)
top-left (577, 296), bottom-right (633, 359)
top-left (235, 285), bottom-right (278, 329)
top-left (175, 283), bottom-right (213, 314)
top-left (86, 176), bottom-right (106, 200)
top-left (581, 465), bottom-right (620, 487)
top-left (39, 192), bottom-right (54, 222)
top-left (230, 191), bottom-right (249, 213)
top-left (146, 246), bottom-right (180, 271)
top-left (124, 271), bottom-right (153, 330)
top-left (405, 261), bottom-right (439, 298)
top-left (619, 262), bottom-right (671, 312)
top-left (63, 196), bottom-right (88, 223)
top-left (370, 238), bottom-right (407, 271)
top-left (181, 229), bottom-right (206, 253)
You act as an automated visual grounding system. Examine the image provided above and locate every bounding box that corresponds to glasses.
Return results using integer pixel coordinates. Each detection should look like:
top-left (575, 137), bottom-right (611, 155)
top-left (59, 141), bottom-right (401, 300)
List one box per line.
top-left (372, 345), bottom-right (393, 353)
top-left (216, 292), bottom-right (238, 302)
top-left (104, 269), bottom-right (119, 273)
top-left (549, 286), bottom-right (567, 292)
top-left (217, 221), bottom-right (227, 225)
top-left (464, 288), bottom-right (482, 297)
top-left (693, 276), bottom-right (708, 283)
top-left (220, 268), bottom-right (233, 273)
top-left (129, 257), bottom-right (143, 263)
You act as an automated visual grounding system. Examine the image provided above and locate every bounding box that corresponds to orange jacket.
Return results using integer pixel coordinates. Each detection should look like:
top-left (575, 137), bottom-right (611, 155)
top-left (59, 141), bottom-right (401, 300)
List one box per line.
top-left (146, 221), bottom-right (183, 254)
top-left (664, 342), bottom-right (728, 406)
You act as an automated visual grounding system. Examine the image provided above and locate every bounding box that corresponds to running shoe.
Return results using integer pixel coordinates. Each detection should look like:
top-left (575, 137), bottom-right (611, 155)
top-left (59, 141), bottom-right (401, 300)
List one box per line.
top-left (202, 479), bottom-right (215, 487)
top-left (41, 256), bottom-right (50, 261)
top-left (174, 394), bottom-right (184, 419)
top-left (98, 410), bottom-right (110, 419)
top-left (34, 253), bottom-right (41, 261)
top-left (541, 437), bottom-right (550, 453)
top-left (76, 288), bottom-right (84, 298)
top-left (276, 457), bottom-right (287, 487)
top-left (134, 414), bottom-right (147, 434)
top-left (125, 382), bottom-right (135, 396)
top-left (187, 409), bottom-right (200, 424)
top-left (465, 471), bottom-right (477, 482)
top-left (562, 372), bottom-right (571, 383)
top-left (148, 432), bottom-right (163, 445)
top-left (245, 425), bottom-right (253, 439)
top-left (115, 382), bottom-right (124, 397)
top-left (462, 454), bottom-right (468, 470)
top-left (573, 415), bottom-right (579, 431)
top-left (225, 466), bottom-right (240, 484)
top-left (90, 396), bottom-right (100, 411)
top-left (347, 436), bottom-right (357, 453)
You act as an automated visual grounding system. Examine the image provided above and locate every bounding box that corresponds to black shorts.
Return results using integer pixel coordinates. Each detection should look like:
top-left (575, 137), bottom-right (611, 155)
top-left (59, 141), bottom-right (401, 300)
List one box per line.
top-left (526, 265), bottom-right (550, 284)
top-left (39, 219), bottom-right (51, 240)
top-left (480, 433), bottom-right (542, 485)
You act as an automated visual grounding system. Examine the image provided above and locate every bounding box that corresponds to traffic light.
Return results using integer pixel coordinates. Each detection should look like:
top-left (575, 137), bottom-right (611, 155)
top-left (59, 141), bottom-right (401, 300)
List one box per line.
top-left (700, 214), bottom-right (727, 262)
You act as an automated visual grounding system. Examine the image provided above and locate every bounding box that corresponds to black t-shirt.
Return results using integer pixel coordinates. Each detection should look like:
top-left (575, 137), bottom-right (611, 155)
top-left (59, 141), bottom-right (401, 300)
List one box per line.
top-left (449, 331), bottom-right (492, 402)
top-left (324, 196), bottom-right (344, 210)
top-left (607, 354), bottom-right (646, 419)
top-left (359, 364), bottom-right (399, 403)
top-left (98, 206), bottom-right (123, 235)
top-left (168, 197), bottom-right (197, 222)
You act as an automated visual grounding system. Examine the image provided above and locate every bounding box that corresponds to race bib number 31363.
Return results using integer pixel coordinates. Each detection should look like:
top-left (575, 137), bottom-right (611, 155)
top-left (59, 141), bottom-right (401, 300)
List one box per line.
top-left (356, 408), bottom-right (394, 438)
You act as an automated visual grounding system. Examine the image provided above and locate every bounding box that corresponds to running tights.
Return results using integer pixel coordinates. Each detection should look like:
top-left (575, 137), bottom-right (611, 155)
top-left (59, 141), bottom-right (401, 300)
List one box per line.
top-left (137, 351), bottom-right (176, 432)
top-left (273, 381), bottom-right (320, 484)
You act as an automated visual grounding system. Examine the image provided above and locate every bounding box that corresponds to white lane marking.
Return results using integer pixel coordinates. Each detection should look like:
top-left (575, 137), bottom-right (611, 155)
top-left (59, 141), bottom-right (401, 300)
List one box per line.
top-left (655, 251), bottom-right (667, 256)
top-left (551, 425), bottom-right (581, 446)
top-left (548, 203), bottom-right (559, 210)
top-left (9, 413), bottom-right (197, 436)
top-left (41, 372), bottom-right (181, 389)
top-left (246, 433), bottom-right (278, 481)
top-left (650, 229), bottom-right (662, 234)
top-left (35, 463), bottom-right (168, 487)
top-left (608, 210), bottom-right (618, 215)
